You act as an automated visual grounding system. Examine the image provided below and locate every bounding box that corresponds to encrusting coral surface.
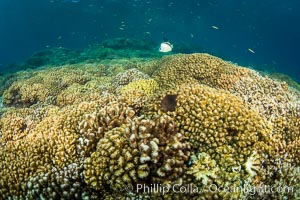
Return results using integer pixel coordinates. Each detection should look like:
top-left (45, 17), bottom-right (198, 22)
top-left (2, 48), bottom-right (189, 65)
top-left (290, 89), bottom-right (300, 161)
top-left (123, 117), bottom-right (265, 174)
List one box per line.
top-left (0, 51), bottom-right (299, 199)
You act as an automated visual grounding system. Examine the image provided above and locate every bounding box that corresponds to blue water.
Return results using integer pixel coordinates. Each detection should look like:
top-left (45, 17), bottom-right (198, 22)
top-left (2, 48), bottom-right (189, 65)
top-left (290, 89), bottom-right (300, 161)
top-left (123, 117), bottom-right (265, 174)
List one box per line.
top-left (0, 0), bottom-right (299, 81)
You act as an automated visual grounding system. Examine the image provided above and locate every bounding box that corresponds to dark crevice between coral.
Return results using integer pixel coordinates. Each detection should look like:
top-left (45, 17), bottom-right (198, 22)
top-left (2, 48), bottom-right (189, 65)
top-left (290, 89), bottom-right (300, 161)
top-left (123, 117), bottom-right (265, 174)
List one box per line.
top-left (226, 127), bottom-right (239, 146)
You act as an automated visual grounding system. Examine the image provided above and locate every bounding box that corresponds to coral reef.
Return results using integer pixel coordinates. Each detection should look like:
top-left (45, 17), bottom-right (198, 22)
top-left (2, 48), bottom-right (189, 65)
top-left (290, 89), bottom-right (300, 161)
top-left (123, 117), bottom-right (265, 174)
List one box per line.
top-left (153, 53), bottom-right (251, 90)
top-left (120, 79), bottom-right (159, 96)
top-left (1, 64), bottom-right (109, 107)
top-left (0, 99), bottom-right (103, 199)
top-left (144, 83), bottom-right (277, 198)
top-left (113, 68), bottom-right (150, 87)
top-left (83, 126), bottom-right (140, 191)
top-left (148, 84), bottom-right (272, 154)
top-left (268, 72), bottom-right (300, 91)
top-left (229, 71), bottom-right (300, 167)
top-left (112, 68), bottom-right (152, 94)
top-left (0, 52), bottom-right (299, 199)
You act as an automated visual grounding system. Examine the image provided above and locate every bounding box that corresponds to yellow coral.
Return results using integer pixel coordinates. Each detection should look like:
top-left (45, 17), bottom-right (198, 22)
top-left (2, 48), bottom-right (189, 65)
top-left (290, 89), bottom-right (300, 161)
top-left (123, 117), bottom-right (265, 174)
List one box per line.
top-left (120, 79), bottom-right (159, 96)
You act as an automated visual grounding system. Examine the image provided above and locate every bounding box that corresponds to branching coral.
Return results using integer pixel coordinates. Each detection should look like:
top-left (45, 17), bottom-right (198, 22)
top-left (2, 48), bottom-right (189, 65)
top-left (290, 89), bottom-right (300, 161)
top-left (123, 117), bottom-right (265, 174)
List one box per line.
top-left (25, 163), bottom-right (101, 199)
top-left (78, 100), bottom-right (136, 157)
top-left (84, 114), bottom-right (190, 194)
top-left (113, 68), bottom-right (150, 86)
top-left (83, 126), bottom-right (140, 192)
top-left (0, 135), bottom-right (54, 197)
top-left (150, 84), bottom-right (272, 156)
top-left (116, 79), bottom-right (159, 110)
top-left (124, 115), bottom-right (190, 185)
top-left (2, 81), bottom-right (51, 107)
top-left (0, 108), bottom-right (33, 143)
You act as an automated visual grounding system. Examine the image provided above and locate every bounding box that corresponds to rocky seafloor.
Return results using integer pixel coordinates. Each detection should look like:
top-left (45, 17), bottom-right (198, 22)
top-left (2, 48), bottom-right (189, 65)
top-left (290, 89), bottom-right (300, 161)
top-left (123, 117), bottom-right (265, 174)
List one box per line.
top-left (0, 38), bottom-right (299, 199)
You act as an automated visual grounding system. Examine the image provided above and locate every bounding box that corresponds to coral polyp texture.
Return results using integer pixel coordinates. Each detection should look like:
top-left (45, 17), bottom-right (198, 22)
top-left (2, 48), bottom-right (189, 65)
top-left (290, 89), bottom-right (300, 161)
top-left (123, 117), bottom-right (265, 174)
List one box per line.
top-left (0, 52), bottom-right (299, 199)
top-left (84, 114), bottom-right (190, 193)
top-left (153, 53), bottom-right (251, 90)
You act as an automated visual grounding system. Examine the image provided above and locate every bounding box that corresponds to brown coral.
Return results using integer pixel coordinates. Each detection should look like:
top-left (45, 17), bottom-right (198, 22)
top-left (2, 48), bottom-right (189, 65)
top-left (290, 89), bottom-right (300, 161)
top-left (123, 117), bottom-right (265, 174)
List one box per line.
top-left (25, 163), bottom-right (101, 199)
top-left (0, 52), bottom-right (299, 199)
top-left (0, 99), bottom-right (105, 199)
top-left (83, 126), bottom-right (140, 191)
top-left (150, 84), bottom-right (272, 155)
top-left (229, 71), bottom-right (300, 167)
top-left (153, 53), bottom-right (250, 90)
top-left (78, 100), bottom-right (136, 157)
top-left (0, 135), bottom-right (54, 197)
top-left (84, 114), bottom-right (190, 194)
top-left (1, 64), bottom-right (106, 107)
top-left (143, 83), bottom-right (275, 198)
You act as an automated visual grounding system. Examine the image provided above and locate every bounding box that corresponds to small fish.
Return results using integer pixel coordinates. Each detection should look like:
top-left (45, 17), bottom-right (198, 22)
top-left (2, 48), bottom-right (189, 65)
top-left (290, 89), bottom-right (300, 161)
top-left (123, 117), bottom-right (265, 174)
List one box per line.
top-left (119, 27), bottom-right (125, 30)
top-left (161, 94), bottom-right (178, 112)
top-left (159, 42), bottom-right (173, 53)
top-left (248, 48), bottom-right (255, 54)
top-left (190, 33), bottom-right (194, 38)
top-left (57, 36), bottom-right (62, 40)
top-left (211, 25), bottom-right (219, 30)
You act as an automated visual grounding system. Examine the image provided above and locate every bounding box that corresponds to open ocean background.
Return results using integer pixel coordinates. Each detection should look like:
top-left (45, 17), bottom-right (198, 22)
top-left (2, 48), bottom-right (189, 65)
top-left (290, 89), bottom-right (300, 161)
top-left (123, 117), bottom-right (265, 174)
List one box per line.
top-left (0, 0), bottom-right (299, 82)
